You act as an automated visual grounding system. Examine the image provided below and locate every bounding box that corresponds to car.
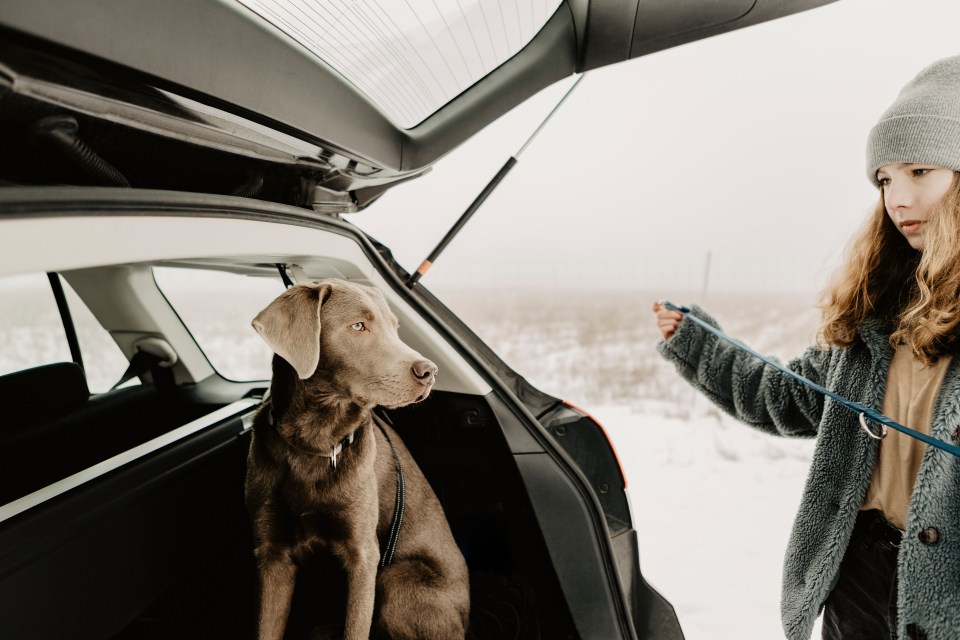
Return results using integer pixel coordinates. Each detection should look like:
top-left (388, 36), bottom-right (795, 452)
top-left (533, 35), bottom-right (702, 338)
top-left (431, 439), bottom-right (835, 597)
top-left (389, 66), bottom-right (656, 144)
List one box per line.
top-left (0, 1), bottom-right (838, 638)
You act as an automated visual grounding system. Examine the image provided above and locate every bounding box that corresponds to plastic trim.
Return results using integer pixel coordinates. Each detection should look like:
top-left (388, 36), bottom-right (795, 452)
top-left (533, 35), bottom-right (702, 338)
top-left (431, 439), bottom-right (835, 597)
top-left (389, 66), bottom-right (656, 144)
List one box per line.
top-left (0, 398), bottom-right (258, 523)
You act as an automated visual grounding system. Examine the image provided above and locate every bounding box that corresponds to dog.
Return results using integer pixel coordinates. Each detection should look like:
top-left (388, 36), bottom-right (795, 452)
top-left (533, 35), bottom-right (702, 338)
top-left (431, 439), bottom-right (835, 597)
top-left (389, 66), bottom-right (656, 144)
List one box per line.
top-left (245, 278), bottom-right (470, 640)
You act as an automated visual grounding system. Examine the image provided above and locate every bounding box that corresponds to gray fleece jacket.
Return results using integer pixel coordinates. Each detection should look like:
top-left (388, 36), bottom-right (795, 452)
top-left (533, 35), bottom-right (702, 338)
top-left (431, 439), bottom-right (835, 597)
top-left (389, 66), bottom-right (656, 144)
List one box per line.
top-left (657, 306), bottom-right (960, 640)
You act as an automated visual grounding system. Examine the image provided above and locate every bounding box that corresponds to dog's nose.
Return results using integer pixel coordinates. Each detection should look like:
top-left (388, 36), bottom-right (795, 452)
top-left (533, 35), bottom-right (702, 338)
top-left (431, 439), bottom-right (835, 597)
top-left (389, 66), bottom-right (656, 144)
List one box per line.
top-left (411, 360), bottom-right (438, 384)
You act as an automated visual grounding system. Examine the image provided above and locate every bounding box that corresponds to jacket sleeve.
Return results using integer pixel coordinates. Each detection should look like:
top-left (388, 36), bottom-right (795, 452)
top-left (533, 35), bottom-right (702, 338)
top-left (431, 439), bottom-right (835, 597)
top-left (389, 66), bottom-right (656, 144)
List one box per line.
top-left (656, 305), bottom-right (829, 438)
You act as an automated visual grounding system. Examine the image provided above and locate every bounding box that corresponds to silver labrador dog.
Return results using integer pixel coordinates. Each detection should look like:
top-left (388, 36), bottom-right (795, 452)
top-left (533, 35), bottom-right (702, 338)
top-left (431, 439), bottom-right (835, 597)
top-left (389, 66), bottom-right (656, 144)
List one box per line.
top-left (246, 279), bottom-right (469, 640)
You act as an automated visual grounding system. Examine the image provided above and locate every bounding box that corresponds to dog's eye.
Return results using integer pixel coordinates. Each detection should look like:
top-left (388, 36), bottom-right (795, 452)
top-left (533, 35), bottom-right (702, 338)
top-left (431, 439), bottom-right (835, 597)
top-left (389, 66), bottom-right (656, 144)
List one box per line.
top-left (351, 322), bottom-right (365, 331)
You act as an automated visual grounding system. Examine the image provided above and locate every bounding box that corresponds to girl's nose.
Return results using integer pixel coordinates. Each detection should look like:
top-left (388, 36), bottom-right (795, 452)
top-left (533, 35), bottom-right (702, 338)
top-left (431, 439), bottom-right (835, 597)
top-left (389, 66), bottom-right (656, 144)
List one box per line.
top-left (884, 181), bottom-right (913, 210)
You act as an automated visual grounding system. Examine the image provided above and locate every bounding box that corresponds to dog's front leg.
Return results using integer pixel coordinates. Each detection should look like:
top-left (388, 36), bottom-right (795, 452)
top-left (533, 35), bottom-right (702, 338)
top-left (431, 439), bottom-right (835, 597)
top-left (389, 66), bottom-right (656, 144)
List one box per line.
top-left (256, 553), bottom-right (298, 640)
top-left (341, 538), bottom-right (380, 640)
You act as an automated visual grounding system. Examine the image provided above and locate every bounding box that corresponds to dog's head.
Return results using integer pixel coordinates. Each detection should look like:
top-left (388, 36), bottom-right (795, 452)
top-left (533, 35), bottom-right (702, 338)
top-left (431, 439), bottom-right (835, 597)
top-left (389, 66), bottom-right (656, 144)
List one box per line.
top-left (252, 279), bottom-right (437, 408)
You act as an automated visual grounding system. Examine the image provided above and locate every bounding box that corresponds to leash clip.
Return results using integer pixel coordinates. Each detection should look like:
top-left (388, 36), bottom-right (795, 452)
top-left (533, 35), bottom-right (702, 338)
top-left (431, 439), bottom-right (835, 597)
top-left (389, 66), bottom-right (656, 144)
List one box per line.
top-left (859, 412), bottom-right (888, 440)
top-left (659, 300), bottom-right (691, 314)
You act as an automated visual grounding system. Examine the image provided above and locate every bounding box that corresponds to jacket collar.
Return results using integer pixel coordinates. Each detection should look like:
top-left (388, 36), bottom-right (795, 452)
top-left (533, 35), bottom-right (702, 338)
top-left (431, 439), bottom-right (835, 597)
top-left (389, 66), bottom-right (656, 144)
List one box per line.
top-left (857, 317), bottom-right (893, 361)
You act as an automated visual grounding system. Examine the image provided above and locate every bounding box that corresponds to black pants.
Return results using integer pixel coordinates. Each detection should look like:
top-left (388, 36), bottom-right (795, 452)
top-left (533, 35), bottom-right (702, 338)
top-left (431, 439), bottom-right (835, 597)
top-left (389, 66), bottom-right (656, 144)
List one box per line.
top-left (822, 509), bottom-right (902, 640)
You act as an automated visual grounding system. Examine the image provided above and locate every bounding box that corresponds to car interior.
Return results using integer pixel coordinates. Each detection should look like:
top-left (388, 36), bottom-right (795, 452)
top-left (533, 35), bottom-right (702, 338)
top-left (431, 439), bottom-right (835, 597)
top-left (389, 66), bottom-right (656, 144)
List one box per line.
top-left (0, 226), bottom-right (589, 638)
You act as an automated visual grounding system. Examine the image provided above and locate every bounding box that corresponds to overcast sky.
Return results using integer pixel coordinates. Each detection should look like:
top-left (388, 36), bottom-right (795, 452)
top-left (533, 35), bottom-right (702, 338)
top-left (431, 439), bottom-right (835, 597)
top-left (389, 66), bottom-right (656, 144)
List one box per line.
top-left (352, 0), bottom-right (960, 297)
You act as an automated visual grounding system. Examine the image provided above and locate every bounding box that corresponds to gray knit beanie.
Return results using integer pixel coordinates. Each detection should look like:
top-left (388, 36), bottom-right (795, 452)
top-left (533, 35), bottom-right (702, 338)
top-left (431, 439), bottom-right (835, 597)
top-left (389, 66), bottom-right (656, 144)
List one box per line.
top-left (866, 54), bottom-right (960, 186)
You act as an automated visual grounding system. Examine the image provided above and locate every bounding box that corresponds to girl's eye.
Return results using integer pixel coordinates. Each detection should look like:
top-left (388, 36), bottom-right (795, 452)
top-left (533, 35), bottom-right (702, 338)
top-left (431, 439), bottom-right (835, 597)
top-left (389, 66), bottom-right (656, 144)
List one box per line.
top-left (351, 322), bottom-right (365, 331)
top-left (912, 168), bottom-right (931, 177)
top-left (877, 177), bottom-right (891, 186)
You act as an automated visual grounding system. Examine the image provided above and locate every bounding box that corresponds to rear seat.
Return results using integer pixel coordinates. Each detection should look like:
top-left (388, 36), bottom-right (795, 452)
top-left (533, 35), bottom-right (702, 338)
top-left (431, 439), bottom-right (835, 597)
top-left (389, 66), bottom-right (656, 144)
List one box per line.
top-left (0, 362), bottom-right (209, 504)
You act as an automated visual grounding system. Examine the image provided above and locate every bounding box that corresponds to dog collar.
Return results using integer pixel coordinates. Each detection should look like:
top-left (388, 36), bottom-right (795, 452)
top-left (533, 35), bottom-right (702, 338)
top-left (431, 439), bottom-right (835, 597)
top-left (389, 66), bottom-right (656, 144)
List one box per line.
top-left (321, 431), bottom-right (355, 470)
top-left (267, 405), bottom-right (356, 469)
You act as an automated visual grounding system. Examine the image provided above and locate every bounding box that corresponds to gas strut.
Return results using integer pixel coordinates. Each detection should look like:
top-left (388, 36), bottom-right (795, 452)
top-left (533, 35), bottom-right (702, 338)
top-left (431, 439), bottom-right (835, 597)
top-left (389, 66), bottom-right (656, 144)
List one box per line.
top-left (407, 74), bottom-right (585, 287)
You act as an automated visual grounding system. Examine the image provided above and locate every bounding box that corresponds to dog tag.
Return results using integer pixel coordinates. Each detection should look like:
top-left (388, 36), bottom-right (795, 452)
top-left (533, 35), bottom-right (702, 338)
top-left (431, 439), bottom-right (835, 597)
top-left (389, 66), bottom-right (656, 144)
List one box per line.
top-left (329, 442), bottom-right (343, 469)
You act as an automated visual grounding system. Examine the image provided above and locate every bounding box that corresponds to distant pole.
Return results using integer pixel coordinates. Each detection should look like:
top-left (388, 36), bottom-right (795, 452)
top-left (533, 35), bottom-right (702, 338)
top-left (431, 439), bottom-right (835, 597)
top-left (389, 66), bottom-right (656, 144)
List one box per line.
top-left (700, 251), bottom-right (712, 303)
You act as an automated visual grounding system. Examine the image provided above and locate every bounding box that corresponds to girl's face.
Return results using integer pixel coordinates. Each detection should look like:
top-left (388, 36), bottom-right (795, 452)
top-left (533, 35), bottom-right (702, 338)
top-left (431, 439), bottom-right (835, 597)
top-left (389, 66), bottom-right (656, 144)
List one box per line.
top-left (877, 163), bottom-right (955, 250)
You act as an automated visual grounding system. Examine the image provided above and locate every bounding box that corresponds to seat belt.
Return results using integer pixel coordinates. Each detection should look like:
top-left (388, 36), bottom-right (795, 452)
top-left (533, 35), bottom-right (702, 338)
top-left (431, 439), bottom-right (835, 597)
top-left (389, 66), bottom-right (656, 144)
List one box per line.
top-left (110, 338), bottom-right (179, 391)
top-left (111, 350), bottom-right (165, 390)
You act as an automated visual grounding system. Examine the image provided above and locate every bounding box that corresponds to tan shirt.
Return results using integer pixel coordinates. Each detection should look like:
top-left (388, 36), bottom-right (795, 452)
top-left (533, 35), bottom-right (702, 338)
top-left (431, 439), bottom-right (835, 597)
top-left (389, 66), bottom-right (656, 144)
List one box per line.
top-left (861, 344), bottom-right (951, 530)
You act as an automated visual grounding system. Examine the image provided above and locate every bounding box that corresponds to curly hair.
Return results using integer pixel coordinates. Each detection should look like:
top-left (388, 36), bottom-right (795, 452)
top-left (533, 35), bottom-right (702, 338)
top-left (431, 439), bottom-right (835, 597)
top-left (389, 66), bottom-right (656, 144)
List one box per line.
top-left (819, 172), bottom-right (960, 363)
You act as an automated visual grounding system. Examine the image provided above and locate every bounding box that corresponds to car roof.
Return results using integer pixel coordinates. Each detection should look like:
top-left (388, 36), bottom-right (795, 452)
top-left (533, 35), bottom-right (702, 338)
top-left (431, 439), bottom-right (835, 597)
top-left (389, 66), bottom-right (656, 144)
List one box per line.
top-left (0, 0), bottom-right (838, 213)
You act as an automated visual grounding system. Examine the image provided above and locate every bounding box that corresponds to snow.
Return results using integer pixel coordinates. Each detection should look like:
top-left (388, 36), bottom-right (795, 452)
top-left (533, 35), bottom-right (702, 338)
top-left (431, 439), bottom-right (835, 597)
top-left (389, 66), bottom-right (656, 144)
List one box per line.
top-left (600, 403), bottom-right (822, 639)
top-left (436, 289), bottom-right (827, 639)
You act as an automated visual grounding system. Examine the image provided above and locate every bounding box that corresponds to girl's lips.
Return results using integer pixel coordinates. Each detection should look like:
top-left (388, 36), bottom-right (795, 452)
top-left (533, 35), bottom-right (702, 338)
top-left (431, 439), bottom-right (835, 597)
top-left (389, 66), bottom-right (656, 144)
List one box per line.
top-left (901, 221), bottom-right (922, 234)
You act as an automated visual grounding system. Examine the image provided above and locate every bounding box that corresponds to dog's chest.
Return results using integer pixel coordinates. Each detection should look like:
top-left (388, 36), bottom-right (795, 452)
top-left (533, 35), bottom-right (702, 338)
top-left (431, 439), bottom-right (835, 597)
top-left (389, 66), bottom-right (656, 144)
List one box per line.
top-left (278, 460), bottom-right (378, 548)
top-left (280, 459), bottom-right (350, 511)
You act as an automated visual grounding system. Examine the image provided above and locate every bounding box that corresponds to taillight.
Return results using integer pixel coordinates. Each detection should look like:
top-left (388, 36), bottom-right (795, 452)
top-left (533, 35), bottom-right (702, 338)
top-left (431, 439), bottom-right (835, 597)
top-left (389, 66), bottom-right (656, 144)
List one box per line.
top-left (560, 400), bottom-right (627, 490)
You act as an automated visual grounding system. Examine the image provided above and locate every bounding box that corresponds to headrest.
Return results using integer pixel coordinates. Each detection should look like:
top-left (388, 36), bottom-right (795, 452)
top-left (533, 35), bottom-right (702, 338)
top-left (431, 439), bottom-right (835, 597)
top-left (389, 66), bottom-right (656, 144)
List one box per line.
top-left (0, 362), bottom-right (90, 420)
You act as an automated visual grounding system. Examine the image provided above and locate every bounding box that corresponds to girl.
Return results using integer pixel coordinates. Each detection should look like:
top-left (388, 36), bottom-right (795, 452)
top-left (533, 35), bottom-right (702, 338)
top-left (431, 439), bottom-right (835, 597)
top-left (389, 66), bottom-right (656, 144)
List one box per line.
top-left (653, 55), bottom-right (960, 640)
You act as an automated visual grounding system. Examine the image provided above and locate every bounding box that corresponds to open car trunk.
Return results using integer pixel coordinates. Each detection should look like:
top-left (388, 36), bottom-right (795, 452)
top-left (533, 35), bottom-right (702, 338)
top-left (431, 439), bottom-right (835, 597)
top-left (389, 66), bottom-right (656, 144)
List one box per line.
top-left (0, 385), bottom-right (619, 639)
top-left (0, 190), bottom-right (682, 638)
top-left (0, 0), bottom-right (839, 212)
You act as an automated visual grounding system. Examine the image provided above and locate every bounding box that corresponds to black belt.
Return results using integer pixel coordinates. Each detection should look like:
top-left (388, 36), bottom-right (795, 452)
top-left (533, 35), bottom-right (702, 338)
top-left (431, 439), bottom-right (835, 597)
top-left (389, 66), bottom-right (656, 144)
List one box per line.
top-left (855, 509), bottom-right (903, 550)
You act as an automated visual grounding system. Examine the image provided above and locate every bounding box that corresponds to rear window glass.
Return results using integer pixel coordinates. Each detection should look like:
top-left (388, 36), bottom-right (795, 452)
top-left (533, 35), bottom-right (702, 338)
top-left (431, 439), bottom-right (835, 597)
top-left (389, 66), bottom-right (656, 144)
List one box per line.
top-left (234, 0), bottom-right (564, 128)
top-left (153, 267), bottom-right (283, 381)
top-left (0, 273), bottom-right (72, 375)
top-left (0, 273), bottom-right (130, 393)
top-left (61, 278), bottom-right (134, 393)
top-left (0, 273), bottom-right (131, 393)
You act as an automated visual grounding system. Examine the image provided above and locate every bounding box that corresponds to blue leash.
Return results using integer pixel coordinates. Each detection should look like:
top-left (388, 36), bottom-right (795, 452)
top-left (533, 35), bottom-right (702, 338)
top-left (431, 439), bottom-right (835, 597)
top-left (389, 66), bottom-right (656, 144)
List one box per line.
top-left (661, 301), bottom-right (960, 459)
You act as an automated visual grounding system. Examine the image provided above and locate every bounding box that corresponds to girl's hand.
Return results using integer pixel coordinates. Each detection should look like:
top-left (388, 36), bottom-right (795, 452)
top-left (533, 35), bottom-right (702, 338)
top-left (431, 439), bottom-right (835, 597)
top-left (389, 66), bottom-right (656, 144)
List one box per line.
top-left (652, 301), bottom-right (684, 340)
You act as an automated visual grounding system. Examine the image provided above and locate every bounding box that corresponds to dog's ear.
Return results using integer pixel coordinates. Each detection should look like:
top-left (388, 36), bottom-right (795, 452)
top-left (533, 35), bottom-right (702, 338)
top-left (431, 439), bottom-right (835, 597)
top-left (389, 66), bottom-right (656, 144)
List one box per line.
top-left (251, 282), bottom-right (333, 379)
